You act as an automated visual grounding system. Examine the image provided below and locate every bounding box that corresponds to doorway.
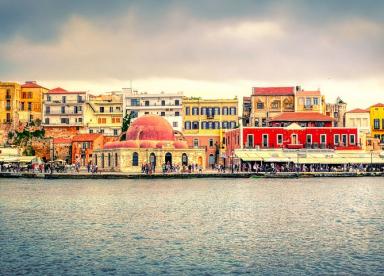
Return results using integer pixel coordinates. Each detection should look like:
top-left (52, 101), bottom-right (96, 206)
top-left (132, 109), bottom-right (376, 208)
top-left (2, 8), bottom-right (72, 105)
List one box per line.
top-left (165, 152), bottom-right (172, 165)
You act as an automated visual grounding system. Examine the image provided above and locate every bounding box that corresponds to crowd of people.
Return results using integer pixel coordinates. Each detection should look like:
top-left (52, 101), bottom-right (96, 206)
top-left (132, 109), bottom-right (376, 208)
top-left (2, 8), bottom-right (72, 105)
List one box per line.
top-left (141, 161), bottom-right (204, 175)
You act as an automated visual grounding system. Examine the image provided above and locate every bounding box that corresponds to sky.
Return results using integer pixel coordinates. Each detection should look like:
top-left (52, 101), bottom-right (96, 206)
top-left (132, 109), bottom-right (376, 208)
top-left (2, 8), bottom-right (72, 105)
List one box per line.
top-left (0, 0), bottom-right (383, 108)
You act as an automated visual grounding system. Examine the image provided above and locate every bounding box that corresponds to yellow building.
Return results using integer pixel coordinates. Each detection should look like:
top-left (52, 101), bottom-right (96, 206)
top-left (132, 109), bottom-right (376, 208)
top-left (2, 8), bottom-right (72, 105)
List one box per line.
top-left (85, 92), bottom-right (123, 137)
top-left (370, 103), bottom-right (384, 145)
top-left (0, 81), bottom-right (21, 126)
top-left (295, 90), bottom-right (326, 114)
top-left (182, 97), bottom-right (238, 166)
top-left (20, 81), bottom-right (49, 123)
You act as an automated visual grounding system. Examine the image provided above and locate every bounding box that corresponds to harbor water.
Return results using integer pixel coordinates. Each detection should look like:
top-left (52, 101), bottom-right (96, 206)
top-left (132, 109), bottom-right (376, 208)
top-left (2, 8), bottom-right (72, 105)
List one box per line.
top-left (1, 177), bottom-right (383, 275)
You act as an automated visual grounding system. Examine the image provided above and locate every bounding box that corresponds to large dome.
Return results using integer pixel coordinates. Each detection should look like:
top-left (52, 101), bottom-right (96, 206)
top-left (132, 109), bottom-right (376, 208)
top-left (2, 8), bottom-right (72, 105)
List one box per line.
top-left (126, 115), bottom-right (175, 141)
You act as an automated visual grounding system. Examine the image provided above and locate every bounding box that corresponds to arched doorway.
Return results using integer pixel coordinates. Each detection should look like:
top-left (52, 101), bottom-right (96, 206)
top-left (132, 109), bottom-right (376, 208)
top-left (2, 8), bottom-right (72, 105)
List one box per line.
top-left (165, 152), bottom-right (172, 165)
top-left (198, 156), bottom-right (203, 166)
top-left (182, 153), bottom-right (188, 166)
top-left (150, 153), bottom-right (156, 169)
top-left (209, 154), bottom-right (215, 168)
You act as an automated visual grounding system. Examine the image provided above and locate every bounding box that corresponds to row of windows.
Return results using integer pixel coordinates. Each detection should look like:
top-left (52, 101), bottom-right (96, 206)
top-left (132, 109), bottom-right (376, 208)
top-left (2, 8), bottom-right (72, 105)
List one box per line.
top-left (184, 121), bottom-right (237, 130)
top-left (97, 117), bottom-right (121, 124)
top-left (245, 133), bottom-right (356, 147)
top-left (46, 95), bottom-right (83, 103)
top-left (131, 99), bottom-right (180, 106)
top-left (90, 129), bottom-right (119, 136)
top-left (45, 106), bottom-right (82, 114)
top-left (99, 106), bottom-right (121, 113)
top-left (185, 107), bottom-right (237, 116)
top-left (298, 97), bottom-right (320, 106)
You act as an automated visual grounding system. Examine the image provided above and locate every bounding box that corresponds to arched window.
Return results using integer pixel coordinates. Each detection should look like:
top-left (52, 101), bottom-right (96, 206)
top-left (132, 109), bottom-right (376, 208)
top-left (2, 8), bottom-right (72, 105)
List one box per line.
top-left (132, 152), bottom-right (139, 166)
top-left (192, 121), bottom-right (199, 129)
top-left (215, 122), bottom-right (220, 129)
top-left (185, 121), bottom-right (191, 130)
top-left (182, 153), bottom-right (188, 166)
top-left (214, 107), bottom-right (220, 115)
top-left (230, 107), bottom-right (237, 115)
top-left (192, 107), bottom-right (199, 115)
top-left (150, 153), bottom-right (156, 167)
top-left (222, 121), bottom-right (228, 129)
top-left (115, 153), bottom-right (118, 167)
top-left (201, 107), bottom-right (206, 115)
top-left (222, 107), bottom-right (228, 115)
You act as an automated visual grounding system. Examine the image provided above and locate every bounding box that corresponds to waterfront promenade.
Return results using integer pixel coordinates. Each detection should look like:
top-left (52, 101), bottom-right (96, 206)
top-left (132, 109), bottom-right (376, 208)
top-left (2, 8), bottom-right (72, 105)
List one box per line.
top-left (1, 171), bottom-right (383, 179)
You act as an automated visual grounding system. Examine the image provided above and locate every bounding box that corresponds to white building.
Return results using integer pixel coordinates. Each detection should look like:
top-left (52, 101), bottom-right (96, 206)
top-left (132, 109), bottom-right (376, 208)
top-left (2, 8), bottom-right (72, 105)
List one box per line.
top-left (43, 87), bottom-right (86, 126)
top-left (345, 108), bottom-right (371, 148)
top-left (124, 89), bottom-right (183, 132)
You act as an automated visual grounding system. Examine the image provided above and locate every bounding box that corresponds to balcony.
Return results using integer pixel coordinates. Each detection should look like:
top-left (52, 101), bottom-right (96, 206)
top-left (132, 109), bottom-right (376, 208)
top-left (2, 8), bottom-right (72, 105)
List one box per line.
top-left (45, 100), bottom-right (85, 105)
top-left (45, 111), bottom-right (83, 115)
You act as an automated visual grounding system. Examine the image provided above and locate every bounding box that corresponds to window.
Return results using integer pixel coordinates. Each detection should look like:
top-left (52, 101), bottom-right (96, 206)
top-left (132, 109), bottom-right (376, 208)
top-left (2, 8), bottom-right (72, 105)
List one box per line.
top-left (110, 106), bottom-right (113, 112)
top-left (350, 134), bottom-right (356, 145)
top-left (342, 134), bottom-right (348, 146)
top-left (184, 121), bottom-right (191, 129)
top-left (175, 99), bottom-right (180, 106)
top-left (262, 134), bottom-right (268, 148)
top-left (185, 107), bottom-right (190, 115)
top-left (222, 121), bottom-right (228, 129)
top-left (47, 95), bottom-right (51, 102)
top-left (257, 102), bottom-right (264, 109)
top-left (99, 129), bottom-right (104, 133)
top-left (313, 98), bottom-right (319, 105)
top-left (306, 134), bottom-right (312, 144)
top-left (98, 118), bottom-right (107, 124)
top-left (230, 121), bottom-right (236, 128)
top-left (173, 122), bottom-right (178, 128)
top-left (144, 112), bottom-right (149, 115)
top-left (175, 111), bottom-right (180, 116)
top-left (192, 121), bottom-right (199, 129)
top-left (108, 153), bottom-right (111, 167)
top-left (334, 134), bottom-right (340, 145)
top-left (27, 102), bottom-right (32, 111)
top-left (192, 107), bottom-right (199, 115)
top-left (61, 118), bottom-right (69, 124)
top-left (201, 107), bottom-right (206, 115)
top-left (320, 134), bottom-right (326, 144)
top-left (113, 129), bottom-right (118, 136)
top-left (45, 118), bottom-right (50, 124)
top-left (230, 107), bottom-right (237, 115)
top-left (222, 107), bottom-right (228, 115)
top-left (382, 119), bottom-right (384, 130)
top-left (99, 107), bottom-right (104, 113)
top-left (193, 139), bottom-right (199, 148)
top-left (74, 106), bottom-right (78, 114)
top-left (373, 119), bottom-right (380, 129)
top-left (277, 134), bottom-right (283, 145)
top-left (62, 96), bottom-right (66, 103)
top-left (144, 101), bottom-right (149, 106)
top-left (209, 139), bottom-right (214, 147)
top-left (305, 97), bottom-right (311, 107)
top-left (161, 100), bottom-right (165, 106)
top-left (131, 99), bottom-right (140, 106)
top-left (89, 129), bottom-right (93, 133)
top-left (61, 106), bottom-right (65, 114)
top-left (132, 152), bottom-right (139, 166)
top-left (214, 107), bottom-right (220, 115)
top-left (247, 134), bottom-right (254, 148)
top-left (131, 111), bottom-right (138, 118)
top-left (160, 112), bottom-right (165, 116)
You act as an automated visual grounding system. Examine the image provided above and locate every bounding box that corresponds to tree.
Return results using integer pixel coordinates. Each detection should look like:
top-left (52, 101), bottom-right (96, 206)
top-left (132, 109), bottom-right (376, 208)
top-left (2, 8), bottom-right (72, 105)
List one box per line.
top-left (121, 111), bottom-right (134, 132)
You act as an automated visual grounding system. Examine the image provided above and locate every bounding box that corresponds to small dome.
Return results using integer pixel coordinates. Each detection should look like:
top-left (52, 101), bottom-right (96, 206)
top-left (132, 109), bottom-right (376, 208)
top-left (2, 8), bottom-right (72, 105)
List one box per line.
top-left (173, 141), bottom-right (188, 149)
top-left (126, 115), bottom-right (175, 141)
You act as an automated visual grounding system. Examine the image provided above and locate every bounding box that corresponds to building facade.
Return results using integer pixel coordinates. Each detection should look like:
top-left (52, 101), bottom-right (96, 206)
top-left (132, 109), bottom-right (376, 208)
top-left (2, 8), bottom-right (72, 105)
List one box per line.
top-left (0, 81), bottom-right (21, 125)
top-left (250, 86), bottom-right (297, 127)
top-left (182, 97), bottom-right (239, 167)
top-left (20, 81), bottom-right (49, 123)
top-left (325, 97), bottom-right (347, 127)
top-left (85, 92), bottom-right (123, 137)
top-left (71, 133), bottom-right (104, 166)
top-left (269, 112), bottom-right (334, 127)
top-left (370, 103), bottom-right (384, 144)
top-left (295, 90), bottom-right (325, 114)
top-left (43, 87), bottom-right (86, 127)
top-left (242, 96), bottom-right (251, 126)
top-left (94, 115), bottom-right (206, 172)
top-left (124, 89), bottom-right (183, 131)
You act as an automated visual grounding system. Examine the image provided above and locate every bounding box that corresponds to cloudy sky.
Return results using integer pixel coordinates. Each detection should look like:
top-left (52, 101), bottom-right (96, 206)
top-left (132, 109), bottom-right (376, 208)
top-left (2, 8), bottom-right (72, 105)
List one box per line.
top-left (0, 0), bottom-right (383, 108)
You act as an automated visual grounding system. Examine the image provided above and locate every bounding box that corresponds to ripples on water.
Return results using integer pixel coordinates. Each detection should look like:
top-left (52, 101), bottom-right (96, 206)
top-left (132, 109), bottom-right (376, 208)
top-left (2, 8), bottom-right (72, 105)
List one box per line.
top-left (1, 177), bottom-right (383, 275)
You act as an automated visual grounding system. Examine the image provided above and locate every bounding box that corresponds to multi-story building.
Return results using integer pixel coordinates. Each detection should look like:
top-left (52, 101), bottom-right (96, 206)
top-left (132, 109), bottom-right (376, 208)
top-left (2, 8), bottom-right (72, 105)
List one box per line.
top-left (0, 81), bottom-right (21, 125)
top-left (182, 97), bottom-right (239, 167)
top-left (369, 103), bottom-right (384, 145)
top-left (124, 89), bottom-right (183, 132)
top-left (250, 86), bottom-right (297, 127)
top-left (71, 133), bottom-right (104, 166)
top-left (295, 90), bottom-right (325, 114)
top-left (345, 108), bottom-right (371, 149)
top-left (85, 92), bottom-right (123, 137)
top-left (326, 97), bottom-right (347, 127)
top-left (43, 87), bottom-right (86, 127)
top-left (20, 81), bottom-right (49, 123)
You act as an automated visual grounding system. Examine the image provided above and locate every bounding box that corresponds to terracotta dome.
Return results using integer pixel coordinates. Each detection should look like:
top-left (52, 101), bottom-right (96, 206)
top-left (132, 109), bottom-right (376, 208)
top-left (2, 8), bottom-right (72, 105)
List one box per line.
top-left (173, 141), bottom-right (188, 149)
top-left (126, 115), bottom-right (175, 141)
top-left (104, 140), bottom-right (139, 149)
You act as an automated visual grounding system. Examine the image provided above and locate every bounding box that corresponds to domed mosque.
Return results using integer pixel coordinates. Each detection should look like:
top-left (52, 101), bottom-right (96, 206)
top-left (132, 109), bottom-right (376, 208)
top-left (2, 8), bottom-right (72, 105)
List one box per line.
top-left (93, 115), bottom-right (206, 172)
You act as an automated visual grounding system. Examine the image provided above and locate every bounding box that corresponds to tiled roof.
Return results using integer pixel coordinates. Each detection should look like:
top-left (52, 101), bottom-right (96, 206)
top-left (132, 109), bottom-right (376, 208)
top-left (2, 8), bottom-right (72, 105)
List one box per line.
top-left (53, 138), bottom-right (72, 144)
top-left (252, 87), bottom-right (295, 96)
top-left (296, 90), bottom-right (321, 96)
top-left (346, 108), bottom-right (370, 114)
top-left (270, 112), bottom-right (335, 122)
top-left (48, 87), bottom-right (86, 94)
top-left (72, 133), bottom-right (103, 142)
top-left (21, 81), bottom-right (48, 90)
top-left (371, 103), bottom-right (384, 108)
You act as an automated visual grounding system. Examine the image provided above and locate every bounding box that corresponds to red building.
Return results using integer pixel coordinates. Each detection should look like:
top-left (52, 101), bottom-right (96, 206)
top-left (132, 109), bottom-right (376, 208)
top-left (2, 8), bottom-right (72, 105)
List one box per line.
top-left (71, 133), bottom-right (104, 166)
top-left (226, 125), bottom-right (360, 158)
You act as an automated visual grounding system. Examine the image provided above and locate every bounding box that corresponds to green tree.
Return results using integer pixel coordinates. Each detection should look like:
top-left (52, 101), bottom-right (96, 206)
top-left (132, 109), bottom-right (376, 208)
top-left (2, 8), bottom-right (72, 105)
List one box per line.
top-left (121, 111), bottom-right (133, 132)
